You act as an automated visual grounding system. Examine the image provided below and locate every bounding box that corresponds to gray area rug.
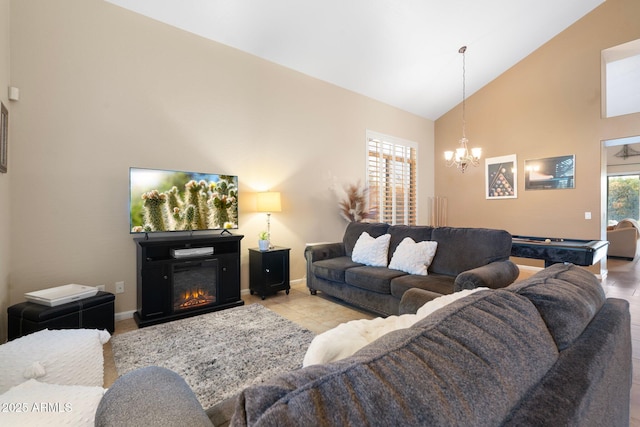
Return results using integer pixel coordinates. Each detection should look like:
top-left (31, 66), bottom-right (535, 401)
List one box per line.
top-left (111, 304), bottom-right (315, 409)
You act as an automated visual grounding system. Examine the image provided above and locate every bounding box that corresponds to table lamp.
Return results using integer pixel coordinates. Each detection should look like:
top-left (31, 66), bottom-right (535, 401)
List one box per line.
top-left (257, 191), bottom-right (282, 247)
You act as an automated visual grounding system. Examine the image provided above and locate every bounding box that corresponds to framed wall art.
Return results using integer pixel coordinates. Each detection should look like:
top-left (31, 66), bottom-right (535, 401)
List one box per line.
top-left (0, 102), bottom-right (6, 173)
top-left (524, 155), bottom-right (575, 190)
top-left (485, 155), bottom-right (517, 199)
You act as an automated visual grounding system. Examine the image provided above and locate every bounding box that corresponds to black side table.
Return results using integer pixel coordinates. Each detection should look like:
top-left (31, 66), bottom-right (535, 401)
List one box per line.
top-left (249, 247), bottom-right (291, 300)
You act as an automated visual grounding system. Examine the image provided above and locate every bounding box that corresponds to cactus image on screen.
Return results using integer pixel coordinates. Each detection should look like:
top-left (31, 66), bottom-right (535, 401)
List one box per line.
top-left (130, 168), bottom-right (239, 233)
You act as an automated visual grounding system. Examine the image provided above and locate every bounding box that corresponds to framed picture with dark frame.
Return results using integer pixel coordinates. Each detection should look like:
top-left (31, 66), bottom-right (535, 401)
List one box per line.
top-left (485, 154), bottom-right (517, 199)
top-left (524, 155), bottom-right (575, 190)
top-left (0, 102), bottom-right (7, 173)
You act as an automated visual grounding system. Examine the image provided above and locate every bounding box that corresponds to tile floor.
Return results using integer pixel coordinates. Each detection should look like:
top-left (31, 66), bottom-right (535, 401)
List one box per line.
top-left (104, 263), bottom-right (639, 424)
top-left (603, 257), bottom-right (640, 427)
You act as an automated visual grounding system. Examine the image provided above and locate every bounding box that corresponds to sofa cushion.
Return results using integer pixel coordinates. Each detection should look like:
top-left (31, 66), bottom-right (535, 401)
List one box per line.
top-left (429, 227), bottom-right (512, 276)
top-left (342, 222), bottom-right (389, 257)
top-left (615, 218), bottom-right (640, 231)
top-left (388, 237), bottom-right (438, 275)
top-left (503, 298), bottom-right (632, 426)
top-left (231, 290), bottom-right (559, 426)
top-left (506, 263), bottom-right (605, 350)
top-left (351, 232), bottom-right (391, 267)
top-left (311, 256), bottom-right (363, 283)
top-left (390, 272), bottom-right (455, 298)
top-left (386, 225), bottom-right (434, 263)
top-left (344, 266), bottom-right (405, 294)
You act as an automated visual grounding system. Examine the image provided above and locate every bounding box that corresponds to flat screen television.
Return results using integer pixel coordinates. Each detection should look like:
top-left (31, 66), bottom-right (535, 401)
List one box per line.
top-left (129, 167), bottom-right (238, 234)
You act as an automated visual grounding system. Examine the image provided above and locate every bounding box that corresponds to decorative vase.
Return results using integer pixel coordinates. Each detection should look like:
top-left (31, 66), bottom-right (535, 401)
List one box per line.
top-left (258, 240), bottom-right (270, 251)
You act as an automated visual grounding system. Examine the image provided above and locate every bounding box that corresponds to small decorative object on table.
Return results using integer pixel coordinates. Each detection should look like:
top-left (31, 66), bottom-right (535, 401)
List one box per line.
top-left (256, 191), bottom-right (282, 247)
top-left (24, 284), bottom-right (98, 307)
top-left (258, 231), bottom-right (270, 251)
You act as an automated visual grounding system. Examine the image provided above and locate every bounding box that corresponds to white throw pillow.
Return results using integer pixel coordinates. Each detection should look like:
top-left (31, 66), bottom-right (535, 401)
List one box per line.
top-left (388, 237), bottom-right (438, 275)
top-left (0, 379), bottom-right (105, 427)
top-left (351, 232), bottom-right (391, 267)
top-left (303, 287), bottom-right (487, 366)
top-left (0, 329), bottom-right (111, 394)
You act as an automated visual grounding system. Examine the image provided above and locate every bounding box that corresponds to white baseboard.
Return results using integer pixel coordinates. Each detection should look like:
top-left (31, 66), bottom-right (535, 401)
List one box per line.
top-left (290, 278), bottom-right (306, 288)
top-left (240, 278), bottom-right (306, 295)
top-left (115, 310), bottom-right (135, 321)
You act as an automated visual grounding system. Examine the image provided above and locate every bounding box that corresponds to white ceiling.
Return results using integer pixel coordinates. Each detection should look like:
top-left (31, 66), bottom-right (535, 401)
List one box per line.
top-left (105, 0), bottom-right (604, 120)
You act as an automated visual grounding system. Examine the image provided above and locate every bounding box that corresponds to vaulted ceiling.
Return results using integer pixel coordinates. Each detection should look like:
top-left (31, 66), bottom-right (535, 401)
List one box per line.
top-left (105, 0), bottom-right (605, 120)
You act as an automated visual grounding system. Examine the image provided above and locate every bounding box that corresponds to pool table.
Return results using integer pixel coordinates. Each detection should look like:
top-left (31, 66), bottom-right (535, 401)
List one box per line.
top-left (511, 235), bottom-right (609, 267)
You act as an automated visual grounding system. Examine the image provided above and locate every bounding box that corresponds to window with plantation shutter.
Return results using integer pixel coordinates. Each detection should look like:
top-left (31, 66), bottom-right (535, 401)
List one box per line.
top-left (366, 131), bottom-right (417, 225)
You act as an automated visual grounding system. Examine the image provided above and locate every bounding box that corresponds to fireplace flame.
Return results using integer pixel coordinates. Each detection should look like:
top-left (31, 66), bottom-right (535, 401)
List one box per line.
top-left (175, 287), bottom-right (215, 310)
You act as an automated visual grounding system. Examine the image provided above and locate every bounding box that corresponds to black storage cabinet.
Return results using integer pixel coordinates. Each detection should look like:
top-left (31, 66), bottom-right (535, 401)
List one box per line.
top-left (7, 291), bottom-right (115, 340)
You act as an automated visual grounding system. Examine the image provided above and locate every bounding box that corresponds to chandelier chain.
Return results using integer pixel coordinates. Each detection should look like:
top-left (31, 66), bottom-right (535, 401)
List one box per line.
top-left (443, 45), bottom-right (481, 173)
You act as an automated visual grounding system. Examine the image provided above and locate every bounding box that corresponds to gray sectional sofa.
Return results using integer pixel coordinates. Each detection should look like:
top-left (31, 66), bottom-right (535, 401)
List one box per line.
top-left (96, 263), bottom-right (632, 426)
top-left (304, 222), bottom-right (520, 315)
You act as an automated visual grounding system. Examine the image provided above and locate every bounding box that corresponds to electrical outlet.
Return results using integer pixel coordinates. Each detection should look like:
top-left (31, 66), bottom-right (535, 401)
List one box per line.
top-left (96, 284), bottom-right (105, 292)
top-left (584, 211), bottom-right (592, 220)
top-left (115, 281), bottom-right (125, 294)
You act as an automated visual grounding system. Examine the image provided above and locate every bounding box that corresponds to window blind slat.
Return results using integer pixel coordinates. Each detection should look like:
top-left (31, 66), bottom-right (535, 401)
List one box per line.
top-left (367, 133), bottom-right (417, 226)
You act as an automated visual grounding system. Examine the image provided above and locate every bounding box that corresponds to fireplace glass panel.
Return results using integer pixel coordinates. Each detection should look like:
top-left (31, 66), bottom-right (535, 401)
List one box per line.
top-left (172, 259), bottom-right (218, 312)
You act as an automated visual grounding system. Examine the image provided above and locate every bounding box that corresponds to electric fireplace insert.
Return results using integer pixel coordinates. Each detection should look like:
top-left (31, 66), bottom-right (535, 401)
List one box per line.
top-left (172, 260), bottom-right (217, 312)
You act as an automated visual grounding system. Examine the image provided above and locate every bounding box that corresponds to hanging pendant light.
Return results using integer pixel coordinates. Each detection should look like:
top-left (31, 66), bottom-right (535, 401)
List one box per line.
top-left (444, 46), bottom-right (481, 173)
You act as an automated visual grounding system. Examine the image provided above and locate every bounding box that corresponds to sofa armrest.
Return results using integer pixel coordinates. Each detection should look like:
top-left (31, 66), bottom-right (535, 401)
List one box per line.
top-left (607, 227), bottom-right (638, 258)
top-left (304, 243), bottom-right (345, 262)
top-left (399, 288), bottom-right (444, 315)
top-left (454, 260), bottom-right (520, 291)
top-left (95, 366), bottom-right (213, 427)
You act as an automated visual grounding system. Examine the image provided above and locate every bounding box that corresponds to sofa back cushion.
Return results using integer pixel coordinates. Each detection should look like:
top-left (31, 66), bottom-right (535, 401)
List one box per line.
top-left (615, 218), bottom-right (640, 233)
top-left (342, 222), bottom-right (389, 257)
top-left (506, 263), bottom-right (605, 350)
top-left (231, 290), bottom-right (558, 426)
top-left (429, 227), bottom-right (512, 276)
top-left (386, 225), bottom-right (434, 263)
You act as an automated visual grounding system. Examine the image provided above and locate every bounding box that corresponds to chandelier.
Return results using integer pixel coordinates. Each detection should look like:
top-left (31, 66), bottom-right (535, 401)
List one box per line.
top-left (444, 46), bottom-right (481, 173)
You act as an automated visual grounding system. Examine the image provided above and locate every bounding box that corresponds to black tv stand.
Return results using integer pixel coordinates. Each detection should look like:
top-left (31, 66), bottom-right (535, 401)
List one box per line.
top-left (133, 234), bottom-right (244, 327)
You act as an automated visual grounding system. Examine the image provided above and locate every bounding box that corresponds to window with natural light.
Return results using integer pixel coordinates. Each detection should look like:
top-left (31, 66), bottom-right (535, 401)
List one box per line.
top-left (608, 175), bottom-right (639, 224)
top-left (366, 131), bottom-right (417, 225)
top-left (602, 39), bottom-right (640, 118)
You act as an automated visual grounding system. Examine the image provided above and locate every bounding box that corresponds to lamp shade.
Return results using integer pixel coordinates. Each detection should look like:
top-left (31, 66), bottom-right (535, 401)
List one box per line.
top-left (256, 192), bottom-right (282, 213)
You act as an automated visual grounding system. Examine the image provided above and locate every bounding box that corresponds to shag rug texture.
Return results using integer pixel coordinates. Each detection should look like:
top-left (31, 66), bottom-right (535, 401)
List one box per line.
top-left (111, 304), bottom-right (315, 409)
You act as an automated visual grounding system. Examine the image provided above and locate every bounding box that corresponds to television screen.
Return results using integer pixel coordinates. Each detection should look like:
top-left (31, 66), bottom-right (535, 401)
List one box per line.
top-left (130, 167), bottom-right (238, 234)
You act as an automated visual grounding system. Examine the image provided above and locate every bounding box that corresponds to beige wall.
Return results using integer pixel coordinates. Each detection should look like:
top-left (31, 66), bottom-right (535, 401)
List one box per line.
top-left (0, 0), bottom-right (10, 342)
top-left (435, 0), bottom-right (640, 262)
top-left (7, 0), bottom-right (433, 317)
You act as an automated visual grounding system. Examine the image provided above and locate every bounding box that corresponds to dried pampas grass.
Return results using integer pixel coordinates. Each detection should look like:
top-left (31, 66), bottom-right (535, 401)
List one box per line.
top-left (338, 182), bottom-right (376, 222)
